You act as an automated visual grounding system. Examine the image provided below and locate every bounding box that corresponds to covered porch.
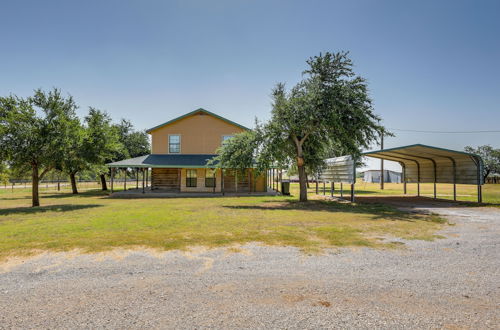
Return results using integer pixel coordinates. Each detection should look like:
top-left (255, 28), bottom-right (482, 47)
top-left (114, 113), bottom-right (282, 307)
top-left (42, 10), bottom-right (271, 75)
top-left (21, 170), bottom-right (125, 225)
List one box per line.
top-left (106, 154), bottom-right (272, 195)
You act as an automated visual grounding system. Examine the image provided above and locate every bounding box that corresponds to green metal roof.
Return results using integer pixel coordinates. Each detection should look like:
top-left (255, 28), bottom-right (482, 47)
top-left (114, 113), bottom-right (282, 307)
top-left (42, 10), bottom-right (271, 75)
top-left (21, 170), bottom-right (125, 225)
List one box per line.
top-left (362, 144), bottom-right (484, 185)
top-left (363, 143), bottom-right (480, 158)
top-left (146, 108), bottom-right (249, 133)
top-left (107, 154), bottom-right (219, 168)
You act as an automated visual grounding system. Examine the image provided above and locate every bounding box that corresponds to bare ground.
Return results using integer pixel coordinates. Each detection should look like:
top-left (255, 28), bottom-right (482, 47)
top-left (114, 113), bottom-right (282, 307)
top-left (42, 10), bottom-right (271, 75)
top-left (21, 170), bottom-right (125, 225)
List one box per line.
top-left (0, 198), bottom-right (499, 329)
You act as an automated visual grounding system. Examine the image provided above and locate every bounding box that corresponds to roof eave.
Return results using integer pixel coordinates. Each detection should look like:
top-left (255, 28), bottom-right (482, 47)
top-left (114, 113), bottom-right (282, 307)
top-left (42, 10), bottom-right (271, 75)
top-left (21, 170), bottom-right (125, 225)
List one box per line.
top-left (146, 108), bottom-right (250, 133)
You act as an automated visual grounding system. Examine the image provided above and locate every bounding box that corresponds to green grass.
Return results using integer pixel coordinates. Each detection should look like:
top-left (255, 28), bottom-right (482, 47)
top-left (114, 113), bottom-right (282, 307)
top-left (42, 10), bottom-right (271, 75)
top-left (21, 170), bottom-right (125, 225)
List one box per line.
top-left (0, 183), bottom-right (451, 260)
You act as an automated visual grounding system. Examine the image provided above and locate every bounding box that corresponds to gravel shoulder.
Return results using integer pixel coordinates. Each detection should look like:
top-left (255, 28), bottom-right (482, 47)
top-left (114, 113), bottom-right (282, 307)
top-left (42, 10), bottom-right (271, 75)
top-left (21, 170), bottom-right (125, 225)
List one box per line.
top-left (0, 201), bottom-right (499, 329)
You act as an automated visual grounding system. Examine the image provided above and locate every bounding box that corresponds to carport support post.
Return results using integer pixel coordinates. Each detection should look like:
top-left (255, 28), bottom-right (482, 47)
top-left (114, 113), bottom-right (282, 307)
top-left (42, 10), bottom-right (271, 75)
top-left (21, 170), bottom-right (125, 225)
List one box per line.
top-left (340, 182), bottom-right (343, 198)
top-left (331, 181), bottom-right (334, 197)
top-left (432, 160), bottom-right (437, 199)
top-left (350, 184), bottom-right (355, 202)
top-left (452, 159), bottom-right (457, 201)
top-left (401, 163), bottom-right (407, 195)
top-left (476, 160), bottom-right (482, 203)
top-left (417, 162), bottom-right (421, 197)
top-left (323, 180), bottom-right (326, 195)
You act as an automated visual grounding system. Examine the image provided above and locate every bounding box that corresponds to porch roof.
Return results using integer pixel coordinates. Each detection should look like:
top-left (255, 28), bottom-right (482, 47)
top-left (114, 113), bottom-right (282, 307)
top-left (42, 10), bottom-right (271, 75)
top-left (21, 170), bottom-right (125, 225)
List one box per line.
top-left (106, 154), bottom-right (218, 168)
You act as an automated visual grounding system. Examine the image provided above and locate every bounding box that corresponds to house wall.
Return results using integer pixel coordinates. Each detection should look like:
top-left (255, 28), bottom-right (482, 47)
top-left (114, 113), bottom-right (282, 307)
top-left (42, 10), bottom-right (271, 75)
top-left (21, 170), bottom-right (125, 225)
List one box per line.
top-left (170, 168), bottom-right (267, 193)
top-left (149, 112), bottom-right (245, 154)
top-left (180, 168), bottom-right (222, 193)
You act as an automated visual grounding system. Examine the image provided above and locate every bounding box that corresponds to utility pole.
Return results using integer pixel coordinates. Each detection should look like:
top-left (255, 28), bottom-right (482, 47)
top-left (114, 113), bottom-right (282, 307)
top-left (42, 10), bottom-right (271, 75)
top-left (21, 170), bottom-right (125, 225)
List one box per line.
top-left (380, 131), bottom-right (384, 190)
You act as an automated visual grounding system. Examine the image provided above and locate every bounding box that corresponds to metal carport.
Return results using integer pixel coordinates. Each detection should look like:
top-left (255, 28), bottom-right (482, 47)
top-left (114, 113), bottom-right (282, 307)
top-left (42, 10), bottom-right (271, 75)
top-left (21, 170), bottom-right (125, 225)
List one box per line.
top-left (362, 144), bottom-right (484, 202)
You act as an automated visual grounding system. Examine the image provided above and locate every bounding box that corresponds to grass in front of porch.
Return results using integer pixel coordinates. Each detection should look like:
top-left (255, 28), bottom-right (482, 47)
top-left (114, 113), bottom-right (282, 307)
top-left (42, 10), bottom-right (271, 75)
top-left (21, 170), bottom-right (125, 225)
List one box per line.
top-left (0, 184), bottom-right (449, 261)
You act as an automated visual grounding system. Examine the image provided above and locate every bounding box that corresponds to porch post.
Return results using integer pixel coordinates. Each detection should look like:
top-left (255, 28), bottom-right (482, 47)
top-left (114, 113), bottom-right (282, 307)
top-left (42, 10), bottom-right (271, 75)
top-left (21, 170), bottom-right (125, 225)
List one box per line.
top-left (235, 170), bottom-right (238, 193)
top-left (213, 169), bottom-right (216, 194)
top-left (124, 168), bottom-right (127, 191)
top-left (248, 170), bottom-right (252, 194)
top-left (146, 168), bottom-right (149, 188)
top-left (277, 169), bottom-right (280, 193)
top-left (136, 168), bottom-right (139, 189)
top-left (110, 167), bottom-right (114, 193)
top-left (142, 168), bottom-right (145, 194)
top-left (221, 169), bottom-right (225, 195)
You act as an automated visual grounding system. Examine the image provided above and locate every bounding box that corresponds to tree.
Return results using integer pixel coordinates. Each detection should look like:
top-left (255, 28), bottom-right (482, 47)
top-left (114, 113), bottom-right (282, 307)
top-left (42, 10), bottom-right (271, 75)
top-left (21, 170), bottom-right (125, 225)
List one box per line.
top-left (115, 119), bottom-right (150, 158)
top-left (213, 52), bottom-right (384, 201)
top-left (464, 145), bottom-right (500, 182)
top-left (0, 162), bottom-right (9, 186)
top-left (57, 115), bottom-right (85, 194)
top-left (83, 108), bottom-right (121, 191)
top-left (0, 89), bottom-right (78, 206)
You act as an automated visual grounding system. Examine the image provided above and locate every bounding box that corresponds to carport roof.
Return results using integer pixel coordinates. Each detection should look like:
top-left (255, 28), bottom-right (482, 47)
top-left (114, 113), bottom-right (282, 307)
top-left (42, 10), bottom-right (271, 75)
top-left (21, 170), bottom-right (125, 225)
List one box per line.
top-left (362, 144), bottom-right (484, 185)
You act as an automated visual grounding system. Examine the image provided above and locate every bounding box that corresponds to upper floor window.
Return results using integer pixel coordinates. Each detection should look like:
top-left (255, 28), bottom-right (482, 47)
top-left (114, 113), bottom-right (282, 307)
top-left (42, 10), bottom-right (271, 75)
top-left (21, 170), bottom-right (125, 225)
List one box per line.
top-left (169, 135), bottom-right (181, 153)
top-left (221, 135), bottom-right (234, 145)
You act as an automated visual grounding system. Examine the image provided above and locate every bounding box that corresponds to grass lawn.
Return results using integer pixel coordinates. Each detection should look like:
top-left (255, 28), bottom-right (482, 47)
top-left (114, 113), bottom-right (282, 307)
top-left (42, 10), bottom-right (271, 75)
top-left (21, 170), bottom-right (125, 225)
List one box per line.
top-left (0, 182), bottom-right (453, 261)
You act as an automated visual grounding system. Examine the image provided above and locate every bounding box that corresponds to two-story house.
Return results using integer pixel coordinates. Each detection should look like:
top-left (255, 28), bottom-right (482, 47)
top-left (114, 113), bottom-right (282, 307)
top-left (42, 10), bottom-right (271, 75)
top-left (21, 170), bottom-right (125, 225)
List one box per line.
top-left (107, 108), bottom-right (268, 193)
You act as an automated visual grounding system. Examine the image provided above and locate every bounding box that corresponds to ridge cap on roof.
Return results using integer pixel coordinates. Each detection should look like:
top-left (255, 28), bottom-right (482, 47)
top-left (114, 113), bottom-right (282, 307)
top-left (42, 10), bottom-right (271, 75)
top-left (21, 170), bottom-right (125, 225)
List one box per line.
top-left (146, 108), bottom-right (249, 133)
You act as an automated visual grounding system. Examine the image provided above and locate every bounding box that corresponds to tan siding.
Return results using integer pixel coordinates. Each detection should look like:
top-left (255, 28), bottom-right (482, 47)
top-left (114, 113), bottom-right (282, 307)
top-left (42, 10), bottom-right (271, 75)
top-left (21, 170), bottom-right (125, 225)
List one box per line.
top-left (151, 168), bottom-right (180, 190)
top-left (254, 173), bottom-right (267, 192)
top-left (180, 168), bottom-right (222, 193)
top-left (150, 112), bottom-right (245, 154)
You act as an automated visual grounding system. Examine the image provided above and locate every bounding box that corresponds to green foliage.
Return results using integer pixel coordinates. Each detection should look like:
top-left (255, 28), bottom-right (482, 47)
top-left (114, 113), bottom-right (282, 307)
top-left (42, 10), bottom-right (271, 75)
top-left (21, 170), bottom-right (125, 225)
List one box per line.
top-left (465, 145), bottom-right (500, 181)
top-left (114, 119), bottom-right (150, 159)
top-left (0, 88), bottom-right (80, 205)
top-left (214, 52), bottom-right (386, 200)
top-left (82, 108), bottom-right (122, 176)
top-left (0, 89), bottom-right (77, 177)
top-left (0, 162), bottom-right (9, 185)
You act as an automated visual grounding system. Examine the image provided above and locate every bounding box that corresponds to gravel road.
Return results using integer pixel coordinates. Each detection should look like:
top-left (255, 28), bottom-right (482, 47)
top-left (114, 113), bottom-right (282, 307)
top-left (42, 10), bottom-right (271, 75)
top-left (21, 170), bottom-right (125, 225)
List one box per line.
top-left (0, 200), bottom-right (499, 329)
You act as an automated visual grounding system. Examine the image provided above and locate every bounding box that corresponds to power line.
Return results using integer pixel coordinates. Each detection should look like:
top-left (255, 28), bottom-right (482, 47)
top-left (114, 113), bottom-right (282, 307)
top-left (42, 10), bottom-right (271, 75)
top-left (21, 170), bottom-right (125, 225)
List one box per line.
top-left (388, 128), bottom-right (500, 134)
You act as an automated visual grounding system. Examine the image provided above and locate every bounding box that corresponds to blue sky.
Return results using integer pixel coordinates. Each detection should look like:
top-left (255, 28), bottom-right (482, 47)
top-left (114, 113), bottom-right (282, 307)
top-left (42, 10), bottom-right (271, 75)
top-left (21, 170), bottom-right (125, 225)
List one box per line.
top-left (1, 0), bottom-right (499, 169)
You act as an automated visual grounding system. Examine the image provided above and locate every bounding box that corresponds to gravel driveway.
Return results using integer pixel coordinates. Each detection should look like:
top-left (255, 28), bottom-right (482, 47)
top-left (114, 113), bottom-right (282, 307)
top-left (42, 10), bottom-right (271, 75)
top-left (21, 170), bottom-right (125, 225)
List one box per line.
top-left (0, 200), bottom-right (499, 329)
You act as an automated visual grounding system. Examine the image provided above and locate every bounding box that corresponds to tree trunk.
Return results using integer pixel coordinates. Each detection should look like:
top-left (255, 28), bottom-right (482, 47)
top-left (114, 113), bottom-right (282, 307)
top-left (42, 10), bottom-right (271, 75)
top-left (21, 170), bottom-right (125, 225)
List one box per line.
top-left (297, 162), bottom-right (308, 202)
top-left (32, 165), bottom-right (40, 207)
top-left (100, 174), bottom-right (108, 190)
top-left (70, 172), bottom-right (78, 194)
top-left (305, 172), bottom-right (310, 188)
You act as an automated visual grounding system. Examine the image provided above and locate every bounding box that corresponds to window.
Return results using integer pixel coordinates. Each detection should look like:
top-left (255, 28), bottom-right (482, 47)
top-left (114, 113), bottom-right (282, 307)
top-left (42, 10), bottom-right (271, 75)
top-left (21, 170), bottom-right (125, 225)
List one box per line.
top-left (169, 135), bottom-right (181, 153)
top-left (205, 169), bottom-right (216, 187)
top-left (186, 169), bottom-right (197, 187)
top-left (221, 135), bottom-right (234, 145)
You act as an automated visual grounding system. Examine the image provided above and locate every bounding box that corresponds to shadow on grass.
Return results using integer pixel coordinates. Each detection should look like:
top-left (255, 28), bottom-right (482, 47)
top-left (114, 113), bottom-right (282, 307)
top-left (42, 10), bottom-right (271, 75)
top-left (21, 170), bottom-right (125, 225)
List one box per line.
top-left (41, 190), bottom-right (109, 199)
top-left (223, 199), bottom-right (423, 222)
top-left (0, 204), bottom-right (103, 216)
